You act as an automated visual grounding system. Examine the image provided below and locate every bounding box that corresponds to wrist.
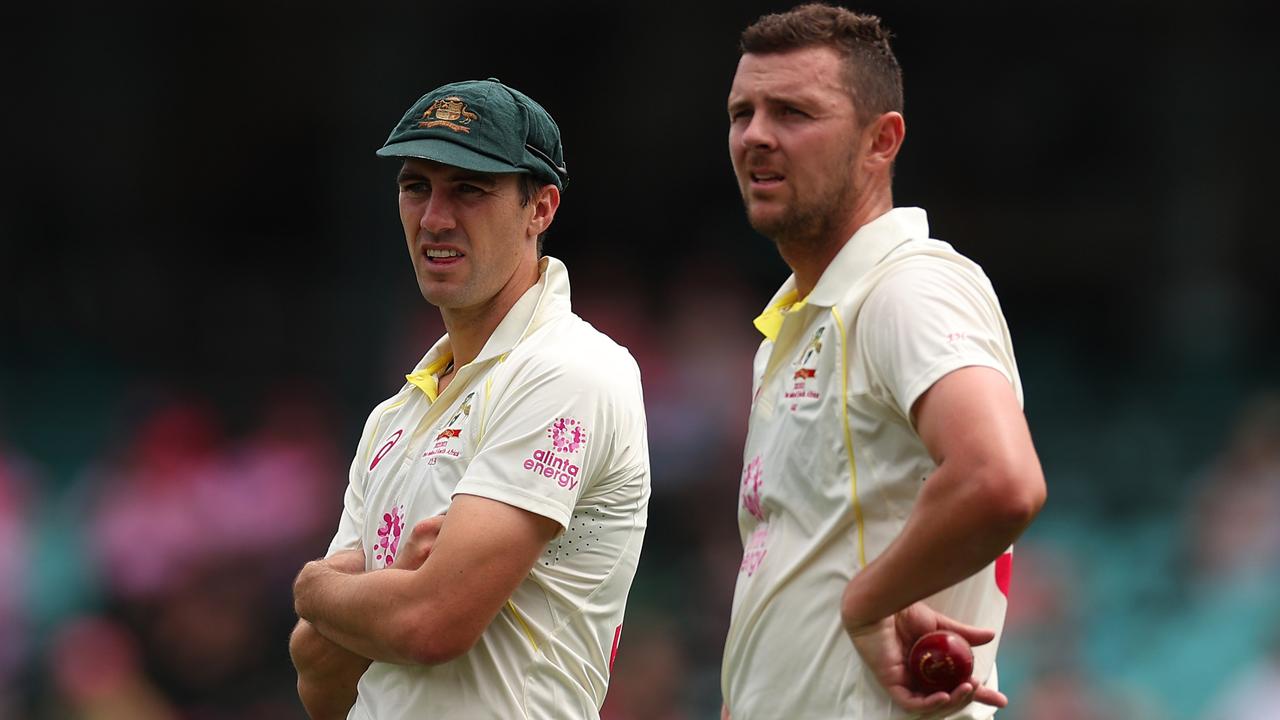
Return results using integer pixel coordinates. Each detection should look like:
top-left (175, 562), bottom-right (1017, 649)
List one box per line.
top-left (840, 580), bottom-right (884, 636)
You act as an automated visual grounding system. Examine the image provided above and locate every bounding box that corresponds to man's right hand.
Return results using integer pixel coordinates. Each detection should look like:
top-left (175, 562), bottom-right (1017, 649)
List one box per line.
top-left (291, 547), bottom-right (370, 720)
top-left (390, 514), bottom-right (447, 571)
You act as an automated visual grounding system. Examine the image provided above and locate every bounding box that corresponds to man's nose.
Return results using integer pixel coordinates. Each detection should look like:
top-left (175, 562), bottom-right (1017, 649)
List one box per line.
top-left (421, 193), bottom-right (455, 234)
top-left (739, 113), bottom-right (776, 151)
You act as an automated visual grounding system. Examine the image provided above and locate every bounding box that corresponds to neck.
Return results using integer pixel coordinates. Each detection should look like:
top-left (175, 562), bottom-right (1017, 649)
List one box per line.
top-left (440, 261), bottom-right (541, 369)
top-left (784, 186), bottom-right (893, 298)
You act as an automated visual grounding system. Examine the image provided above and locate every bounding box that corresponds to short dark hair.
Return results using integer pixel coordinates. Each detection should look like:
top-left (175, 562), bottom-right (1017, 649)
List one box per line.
top-left (741, 3), bottom-right (903, 125)
top-left (517, 174), bottom-right (550, 255)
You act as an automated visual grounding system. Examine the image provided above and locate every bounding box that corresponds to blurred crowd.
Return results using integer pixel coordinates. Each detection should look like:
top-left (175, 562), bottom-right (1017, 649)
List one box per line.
top-left (1, 388), bottom-right (344, 718)
top-left (2, 275), bottom-right (1278, 720)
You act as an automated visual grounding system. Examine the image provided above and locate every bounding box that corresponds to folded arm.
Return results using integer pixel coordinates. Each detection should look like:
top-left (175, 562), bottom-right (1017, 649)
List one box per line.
top-left (294, 493), bottom-right (560, 665)
top-left (289, 550), bottom-right (372, 720)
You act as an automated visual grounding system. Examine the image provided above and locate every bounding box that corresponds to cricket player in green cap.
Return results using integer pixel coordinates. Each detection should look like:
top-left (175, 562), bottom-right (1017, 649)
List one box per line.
top-left (289, 78), bottom-right (650, 720)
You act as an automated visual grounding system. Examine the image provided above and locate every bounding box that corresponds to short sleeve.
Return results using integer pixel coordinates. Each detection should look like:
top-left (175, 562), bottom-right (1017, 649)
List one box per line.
top-left (324, 398), bottom-right (394, 557)
top-left (859, 258), bottom-right (1018, 423)
top-left (325, 453), bottom-right (367, 557)
top-left (454, 356), bottom-right (619, 530)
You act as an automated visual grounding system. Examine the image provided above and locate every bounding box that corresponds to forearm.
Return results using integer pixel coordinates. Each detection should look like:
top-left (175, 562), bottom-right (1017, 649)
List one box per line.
top-left (296, 496), bottom-right (559, 668)
top-left (841, 460), bottom-right (1040, 629)
top-left (294, 560), bottom-right (430, 664)
top-left (290, 619), bottom-right (372, 720)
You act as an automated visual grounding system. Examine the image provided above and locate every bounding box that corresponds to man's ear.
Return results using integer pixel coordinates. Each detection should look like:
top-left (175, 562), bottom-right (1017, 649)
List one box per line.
top-left (528, 183), bottom-right (561, 238)
top-left (863, 111), bottom-right (905, 172)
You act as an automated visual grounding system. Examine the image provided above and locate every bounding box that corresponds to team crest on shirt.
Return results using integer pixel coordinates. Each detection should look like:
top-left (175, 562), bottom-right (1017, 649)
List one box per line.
top-left (425, 392), bottom-right (474, 464)
top-left (785, 326), bottom-right (824, 410)
top-left (520, 417), bottom-right (588, 490)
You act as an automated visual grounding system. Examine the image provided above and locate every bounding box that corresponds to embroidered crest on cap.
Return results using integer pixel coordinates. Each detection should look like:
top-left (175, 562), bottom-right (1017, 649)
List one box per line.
top-left (418, 96), bottom-right (479, 133)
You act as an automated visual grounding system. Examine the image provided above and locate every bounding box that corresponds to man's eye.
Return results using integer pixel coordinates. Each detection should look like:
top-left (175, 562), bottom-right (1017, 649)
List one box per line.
top-left (457, 184), bottom-right (483, 195)
top-left (401, 182), bottom-right (429, 194)
top-left (781, 106), bottom-right (806, 117)
top-left (729, 108), bottom-right (752, 121)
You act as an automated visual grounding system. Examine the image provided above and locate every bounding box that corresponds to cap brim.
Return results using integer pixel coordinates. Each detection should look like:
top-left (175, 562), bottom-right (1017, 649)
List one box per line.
top-left (376, 138), bottom-right (527, 176)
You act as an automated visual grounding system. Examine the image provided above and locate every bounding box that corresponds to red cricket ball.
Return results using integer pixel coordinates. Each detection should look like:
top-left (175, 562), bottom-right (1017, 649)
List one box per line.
top-left (907, 630), bottom-right (974, 694)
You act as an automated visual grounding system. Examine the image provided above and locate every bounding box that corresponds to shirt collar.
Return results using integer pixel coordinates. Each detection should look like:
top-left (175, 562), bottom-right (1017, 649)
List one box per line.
top-left (807, 207), bottom-right (928, 306)
top-left (752, 290), bottom-right (806, 342)
top-left (406, 256), bottom-right (572, 396)
top-left (752, 207), bottom-right (929, 339)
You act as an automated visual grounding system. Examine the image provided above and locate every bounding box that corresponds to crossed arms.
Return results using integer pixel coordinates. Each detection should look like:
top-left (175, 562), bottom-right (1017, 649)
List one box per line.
top-left (289, 494), bottom-right (560, 719)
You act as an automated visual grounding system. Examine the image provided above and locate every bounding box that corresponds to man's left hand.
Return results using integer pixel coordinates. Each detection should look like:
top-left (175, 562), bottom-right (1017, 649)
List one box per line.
top-left (390, 514), bottom-right (447, 571)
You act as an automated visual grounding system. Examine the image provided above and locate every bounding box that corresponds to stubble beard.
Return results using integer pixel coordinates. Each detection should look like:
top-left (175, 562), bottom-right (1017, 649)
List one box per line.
top-left (415, 256), bottom-right (476, 311)
top-left (746, 169), bottom-right (859, 257)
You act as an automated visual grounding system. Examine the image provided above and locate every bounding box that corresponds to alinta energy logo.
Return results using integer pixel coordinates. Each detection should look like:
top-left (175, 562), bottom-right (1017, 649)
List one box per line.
top-left (522, 417), bottom-right (588, 490)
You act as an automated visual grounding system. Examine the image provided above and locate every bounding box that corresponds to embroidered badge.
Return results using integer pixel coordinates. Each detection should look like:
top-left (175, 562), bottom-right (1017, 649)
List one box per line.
top-left (786, 326), bottom-right (824, 409)
top-left (418, 96), bottom-right (479, 133)
top-left (426, 392), bottom-right (474, 463)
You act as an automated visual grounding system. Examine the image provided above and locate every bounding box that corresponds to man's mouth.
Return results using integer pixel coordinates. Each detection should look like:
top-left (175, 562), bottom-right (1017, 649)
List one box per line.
top-left (423, 247), bottom-right (465, 265)
top-left (750, 171), bottom-right (785, 186)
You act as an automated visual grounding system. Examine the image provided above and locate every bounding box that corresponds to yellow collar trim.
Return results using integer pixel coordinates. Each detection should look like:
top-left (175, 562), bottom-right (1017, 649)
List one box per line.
top-left (406, 353), bottom-right (454, 402)
top-left (752, 290), bottom-right (807, 341)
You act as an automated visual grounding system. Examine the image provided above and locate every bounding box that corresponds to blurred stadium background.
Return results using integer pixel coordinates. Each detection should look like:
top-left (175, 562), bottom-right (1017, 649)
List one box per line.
top-left (3, 1), bottom-right (1278, 718)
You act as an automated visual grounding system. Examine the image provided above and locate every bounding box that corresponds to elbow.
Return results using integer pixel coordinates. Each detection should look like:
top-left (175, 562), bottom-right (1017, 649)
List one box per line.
top-left (289, 620), bottom-right (325, 670)
top-left (401, 634), bottom-right (475, 666)
top-left (979, 462), bottom-right (1046, 535)
top-left (397, 617), bottom-right (480, 666)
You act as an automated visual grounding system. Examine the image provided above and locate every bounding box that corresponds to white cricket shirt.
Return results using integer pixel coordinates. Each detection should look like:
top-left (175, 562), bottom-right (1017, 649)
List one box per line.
top-left (327, 257), bottom-right (650, 720)
top-left (722, 208), bottom-right (1021, 719)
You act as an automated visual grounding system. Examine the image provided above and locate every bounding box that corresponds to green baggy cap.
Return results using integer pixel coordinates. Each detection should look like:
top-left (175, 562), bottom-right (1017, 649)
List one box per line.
top-left (377, 78), bottom-right (568, 190)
